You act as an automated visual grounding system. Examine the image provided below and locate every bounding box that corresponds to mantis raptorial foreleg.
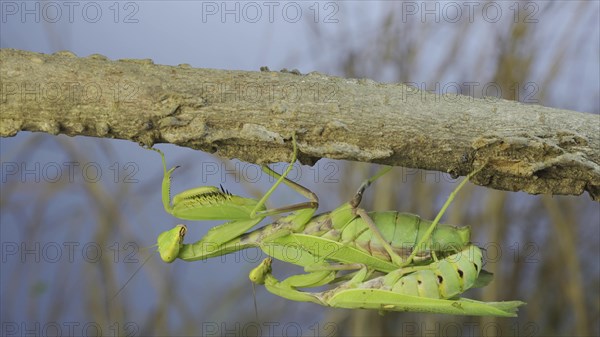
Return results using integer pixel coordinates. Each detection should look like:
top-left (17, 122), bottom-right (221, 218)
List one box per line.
top-left (249, 258), bottom-right (370, 303)
top-left (151, 134), bottom-right (317, 221)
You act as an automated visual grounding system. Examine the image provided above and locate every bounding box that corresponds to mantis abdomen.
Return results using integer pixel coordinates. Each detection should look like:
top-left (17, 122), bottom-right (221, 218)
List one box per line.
top-left (313, 211), bottom-right (471, 263)
top-left (386, 245), bottom-right (482, 299)
top-left (226, 209), bottom-right (473, 272)
top-left (322, 245), bottom-right (484, 303)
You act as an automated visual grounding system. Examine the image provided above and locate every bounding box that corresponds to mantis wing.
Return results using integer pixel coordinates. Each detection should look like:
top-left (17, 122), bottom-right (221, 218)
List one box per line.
top-left (326, 288), bottom-right (525, 317)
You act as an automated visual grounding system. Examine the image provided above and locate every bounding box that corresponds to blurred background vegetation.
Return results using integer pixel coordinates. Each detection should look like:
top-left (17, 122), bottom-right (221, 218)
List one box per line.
top-left (1, 1), bottom-right (598, 336)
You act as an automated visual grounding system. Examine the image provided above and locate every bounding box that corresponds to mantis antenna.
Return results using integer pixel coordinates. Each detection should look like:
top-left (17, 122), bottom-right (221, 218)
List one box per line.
top-left (111, 250), bottom-right (156, 301)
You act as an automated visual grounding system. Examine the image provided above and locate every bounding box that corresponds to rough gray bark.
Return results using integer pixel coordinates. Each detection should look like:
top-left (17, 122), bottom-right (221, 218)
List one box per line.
top-left (1, 48), bottom-right (599, 200)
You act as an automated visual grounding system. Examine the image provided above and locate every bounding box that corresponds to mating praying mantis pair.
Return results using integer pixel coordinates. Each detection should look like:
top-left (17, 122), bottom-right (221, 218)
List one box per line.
top-left (152, 135), bottom-right (525, 316)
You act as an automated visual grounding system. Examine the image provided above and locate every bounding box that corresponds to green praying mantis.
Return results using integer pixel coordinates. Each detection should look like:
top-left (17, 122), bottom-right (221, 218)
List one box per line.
top-left (152, 135), bottom-right (525, 316)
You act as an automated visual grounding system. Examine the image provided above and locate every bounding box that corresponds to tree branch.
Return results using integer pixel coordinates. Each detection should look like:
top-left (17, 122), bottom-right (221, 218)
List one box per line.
top-left (2, 48), bottom-right (599, 200)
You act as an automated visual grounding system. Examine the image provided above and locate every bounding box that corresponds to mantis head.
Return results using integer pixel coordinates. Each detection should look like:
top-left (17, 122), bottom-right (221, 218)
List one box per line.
top-left (157, 224), bottom-right (187, 263)
top-left (249, 257), bottom-right (273, 285)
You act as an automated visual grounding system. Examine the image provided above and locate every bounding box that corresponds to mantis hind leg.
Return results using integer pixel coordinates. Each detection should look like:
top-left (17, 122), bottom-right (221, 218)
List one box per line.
top-left (250, 134), bottom-right (319, 218)
top-left (349, 166), bottom-right (393, 208)
top-left (334, 165), bottom-right (404, 265)
top-left (342, 166), bottom-right (410, 266)
top-left (255, 166), bottom-right (318, 217)
top-left (353, 208), bottom-right (407, 266)
top-left (406, 166), bottom-right (485, 262)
